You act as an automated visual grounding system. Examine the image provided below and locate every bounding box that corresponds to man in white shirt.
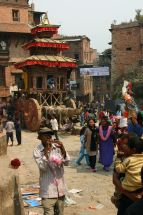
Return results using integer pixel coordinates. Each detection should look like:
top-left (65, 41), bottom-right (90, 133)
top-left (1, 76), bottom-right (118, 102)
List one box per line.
top-left (50, 115), bottom-right (59, 140)
top-left (5, 116), bottom-right (15, 146)
top-left (33, 128), bottom-right (70, 215)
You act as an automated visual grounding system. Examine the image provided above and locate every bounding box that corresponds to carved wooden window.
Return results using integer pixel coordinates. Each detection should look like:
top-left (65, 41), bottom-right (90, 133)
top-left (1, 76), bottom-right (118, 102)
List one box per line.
top-left (57, 76), bottom-right (64, 90)
top-left (12, 9), bottom-right (20, 22)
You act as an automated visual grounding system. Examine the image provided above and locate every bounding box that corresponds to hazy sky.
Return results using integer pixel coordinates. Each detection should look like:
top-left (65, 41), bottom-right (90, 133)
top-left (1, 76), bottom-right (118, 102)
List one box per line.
top-left (31, 0), bottom-right (143, 52)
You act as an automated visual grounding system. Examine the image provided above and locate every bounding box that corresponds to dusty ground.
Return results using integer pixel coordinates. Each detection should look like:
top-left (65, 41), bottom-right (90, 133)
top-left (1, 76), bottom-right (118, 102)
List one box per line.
top-left (7, 130), bottom-right (117, 215)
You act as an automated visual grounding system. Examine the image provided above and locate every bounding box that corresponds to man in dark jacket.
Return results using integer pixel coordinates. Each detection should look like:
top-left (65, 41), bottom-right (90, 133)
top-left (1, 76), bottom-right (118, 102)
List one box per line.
top-left (15, 116), bottom-right (21, 145)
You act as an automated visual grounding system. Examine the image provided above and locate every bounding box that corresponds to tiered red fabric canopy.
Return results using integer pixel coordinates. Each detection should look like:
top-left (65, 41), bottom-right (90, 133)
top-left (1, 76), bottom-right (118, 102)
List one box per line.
top-left (15, 55), bottom-right (77, 69)
top-left (15, 13), bottom-right (77, 70)
top-left (23, 38), bottom-right (70, 51)
top-left (31, 26), bottom-right (59, 35)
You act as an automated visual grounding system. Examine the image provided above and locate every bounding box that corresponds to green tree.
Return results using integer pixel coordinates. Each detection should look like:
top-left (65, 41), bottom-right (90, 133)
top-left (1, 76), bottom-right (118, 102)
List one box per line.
top-left (135, 9), bottom-right (143, 22)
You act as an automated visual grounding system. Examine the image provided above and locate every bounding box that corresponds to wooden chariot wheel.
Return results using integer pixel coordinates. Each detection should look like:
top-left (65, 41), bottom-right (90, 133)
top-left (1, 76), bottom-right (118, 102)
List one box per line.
top-left (16, 98), bottom-right (42, 132)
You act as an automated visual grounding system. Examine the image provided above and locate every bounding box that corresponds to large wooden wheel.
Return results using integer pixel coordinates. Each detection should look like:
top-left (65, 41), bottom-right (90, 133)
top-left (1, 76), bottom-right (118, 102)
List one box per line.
top-left (16, 98), bottom-right (42, 132)
top-left (24, 99), bottom-right (42, 132)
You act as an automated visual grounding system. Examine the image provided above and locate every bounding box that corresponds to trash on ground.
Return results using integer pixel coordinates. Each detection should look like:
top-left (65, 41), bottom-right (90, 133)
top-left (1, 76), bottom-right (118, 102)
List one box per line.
top-left (96, 203), bottom-right (104, 209)
top-left (89, 205), bottom-right (96, 210)
top-left (24, 199), bottom-right (41, 207)
top-left (28, 212), bottom-right (42, 215)
top-left (68, 189), bottom-right (83, 194)
top-left (21, 185), bottom-right (41, 208)
top-left (64, 196), bottom-right (77, 206)
top-left (21, 185), bottom-right (39, 196)
top-left (89, 203), bottom-right (104, 210)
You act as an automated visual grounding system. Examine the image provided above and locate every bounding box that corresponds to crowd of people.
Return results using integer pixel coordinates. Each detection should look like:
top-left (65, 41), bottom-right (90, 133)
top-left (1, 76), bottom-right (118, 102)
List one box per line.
top-left (1, 95), bottom-right (142, 215)
top-left (76, 108), bottom-right (143, 215)
top-left (33, 105), bottom-right (143, 215)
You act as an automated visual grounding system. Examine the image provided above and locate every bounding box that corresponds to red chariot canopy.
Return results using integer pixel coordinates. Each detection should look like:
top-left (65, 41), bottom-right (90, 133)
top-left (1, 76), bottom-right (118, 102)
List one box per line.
top-left (23, 41), bottom-right (69, 50)
top-left (31, 26), bottom-right (59, 35)
top-left (15, 60), bottom-right (77, 69)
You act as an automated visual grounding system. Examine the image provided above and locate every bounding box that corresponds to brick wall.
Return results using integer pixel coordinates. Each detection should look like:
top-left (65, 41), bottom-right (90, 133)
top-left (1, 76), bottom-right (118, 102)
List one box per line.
top-left (111, 22), bottom-right (143, 87)
top-left (9, 36), bottom-right (30, 59)
top-left (0, 5), bottom-right (28, 24)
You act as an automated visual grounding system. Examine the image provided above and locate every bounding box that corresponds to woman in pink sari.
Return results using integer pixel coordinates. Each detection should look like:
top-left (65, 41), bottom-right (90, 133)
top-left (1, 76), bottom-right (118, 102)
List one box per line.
top-left (99, 116), bottom-right (114, 171)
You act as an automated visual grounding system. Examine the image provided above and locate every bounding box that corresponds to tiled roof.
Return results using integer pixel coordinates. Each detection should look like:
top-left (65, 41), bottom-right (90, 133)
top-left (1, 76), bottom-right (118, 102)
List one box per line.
top-left (21, 55), bottom-right (76, 63)
top-left (34, 38), bottom-right (66, 44)
top-left (60, 35), bottom-right (90, 41)
top-left (23, 38), bottom-right (70, 50)
top-left (15, 55), bottom-right (77, 69)
top-left (23, 38), bottom-right (67, 46)
top-left (0, 23), bottom-right (30, 33)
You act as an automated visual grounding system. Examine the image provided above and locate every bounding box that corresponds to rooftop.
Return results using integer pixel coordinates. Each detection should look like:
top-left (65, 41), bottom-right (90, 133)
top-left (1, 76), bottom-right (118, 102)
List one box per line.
top-left (23, 38), bottom-right (70, 50)
top-left (60, 35), bottom-right (90, 42)
top-left (18, 55), bottom-right (76, 63)
top-left (15, 55), bottom-right (77, 69)
top-left (32, 13), bottom-right (60, 29)
top-left (110, 21), bottom-right (143, 31)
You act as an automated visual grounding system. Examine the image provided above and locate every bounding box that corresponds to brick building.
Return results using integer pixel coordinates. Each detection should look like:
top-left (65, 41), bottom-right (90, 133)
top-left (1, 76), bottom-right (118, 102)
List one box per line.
top-left (110, 21), bottom-right (143, 92)
top-left (94, 49), bottom-right (111, 102)
top-left (61, 35), bottom-right (96, 102)
top-left (0, 0), bottom-right (44, 97)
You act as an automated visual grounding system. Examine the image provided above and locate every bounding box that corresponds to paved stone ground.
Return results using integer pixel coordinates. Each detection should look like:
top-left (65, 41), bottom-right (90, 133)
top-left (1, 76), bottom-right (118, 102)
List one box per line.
top-left (7, 130), bottom-right (117, 215)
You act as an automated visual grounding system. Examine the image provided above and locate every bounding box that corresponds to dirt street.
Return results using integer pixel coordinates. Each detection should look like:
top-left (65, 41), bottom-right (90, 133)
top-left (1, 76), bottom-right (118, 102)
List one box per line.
top-left (7, 131), bottom-right (117, 215)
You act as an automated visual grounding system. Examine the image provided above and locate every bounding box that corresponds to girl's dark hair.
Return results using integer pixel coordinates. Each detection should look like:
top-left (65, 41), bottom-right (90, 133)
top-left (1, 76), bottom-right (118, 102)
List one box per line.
top-left (87, 118), bottom-right (96, 127)
top-left (128, 135), bottom-right (143, 153)
top-left (102, 115), bottom-right (108, 121)
top-left (8, 116), bottom-right (12, 121)
top-left (80, 126), bottom-right (86, 136)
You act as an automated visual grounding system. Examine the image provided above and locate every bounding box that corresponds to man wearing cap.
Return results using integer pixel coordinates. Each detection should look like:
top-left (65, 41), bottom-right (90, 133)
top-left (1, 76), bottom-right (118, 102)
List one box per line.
top-left (33, 128), bottom-right (70, 215)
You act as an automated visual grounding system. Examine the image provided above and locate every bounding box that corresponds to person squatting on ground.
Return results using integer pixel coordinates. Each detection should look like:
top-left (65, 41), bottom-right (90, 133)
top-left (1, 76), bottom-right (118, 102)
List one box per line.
top-left (114, 135), bottom-right (143, 215)
top-left (33, 128), bottom-right (70, 215)
top-left (84, 119), bottom-right (99, 172)
top-left (5, 116), bottom-right (15, 146)
top-left (76, 126), bottom-right (90, 166)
